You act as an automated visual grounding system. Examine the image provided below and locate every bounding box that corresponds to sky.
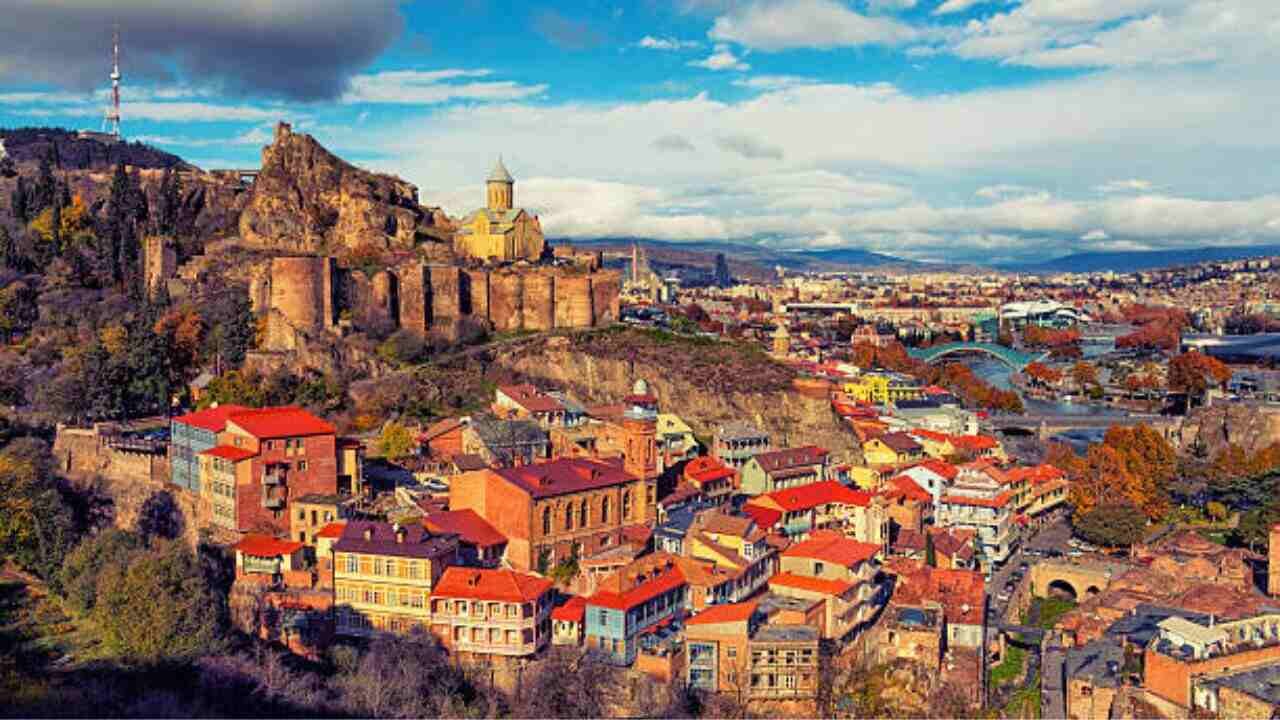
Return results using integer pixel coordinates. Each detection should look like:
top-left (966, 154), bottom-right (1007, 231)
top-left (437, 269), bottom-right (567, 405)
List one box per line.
top-left (0, 0), bottom-right (1278, 265)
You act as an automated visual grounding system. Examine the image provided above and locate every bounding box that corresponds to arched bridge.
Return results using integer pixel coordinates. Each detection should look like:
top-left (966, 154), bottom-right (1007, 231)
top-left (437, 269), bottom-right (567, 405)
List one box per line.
top-left (1029, 560), bottom-right (1123, 601)
top-left (907, 342), bottom-right (1047, 370)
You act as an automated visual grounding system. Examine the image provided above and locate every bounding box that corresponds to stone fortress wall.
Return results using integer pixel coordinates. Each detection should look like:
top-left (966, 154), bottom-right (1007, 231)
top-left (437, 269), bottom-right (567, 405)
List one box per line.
top-left (261, 256), bottom-right (621, 349)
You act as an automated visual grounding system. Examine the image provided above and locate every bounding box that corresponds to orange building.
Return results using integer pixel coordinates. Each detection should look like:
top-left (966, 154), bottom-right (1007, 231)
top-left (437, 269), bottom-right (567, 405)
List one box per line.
top-left (428, 567), bottom-right (555, 657)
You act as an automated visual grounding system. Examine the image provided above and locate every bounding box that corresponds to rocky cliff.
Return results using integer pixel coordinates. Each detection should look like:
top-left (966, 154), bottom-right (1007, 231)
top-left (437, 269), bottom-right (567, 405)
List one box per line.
top-left (238, 123), bottom-right (453, 255)
top-left (494, 334), bottom-right (859, 458)
top-left (1177, 402), bottom-right (1280, 455)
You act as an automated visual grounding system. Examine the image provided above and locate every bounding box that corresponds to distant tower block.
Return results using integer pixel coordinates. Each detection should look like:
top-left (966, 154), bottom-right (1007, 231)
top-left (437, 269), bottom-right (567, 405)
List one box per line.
top-left (1269, 523), bottom-right (1280, 596)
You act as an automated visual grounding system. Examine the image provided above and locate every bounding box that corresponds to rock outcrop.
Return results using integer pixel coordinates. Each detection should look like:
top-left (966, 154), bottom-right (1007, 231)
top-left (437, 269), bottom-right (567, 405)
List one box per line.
top-left (238, 123), bottom-right (453, 254)
top-left (1177, 402), bottom-right (1280, 455)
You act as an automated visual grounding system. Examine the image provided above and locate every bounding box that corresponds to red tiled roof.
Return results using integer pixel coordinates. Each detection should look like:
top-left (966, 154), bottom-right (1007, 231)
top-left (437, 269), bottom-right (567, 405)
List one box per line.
top-left (432, 567), bottom-right (553, 603)
top-left (742, 505), bottom-right (782, 531)
top-left (769, 572), bottom-right (857, 597)
top-left (588, 566), bottom-right (686, 611)
top-left (621, 524), bottom-right (653, 546)
top-left (424, 509), bottom-right (507, 548)
top-left (782, 530), bottom-right (881, 566)
top-left (173, 404), bottom-right (252, 432)
top-left (420, 418), bottom-right (465, 442)
top-left (883, 475), bottom-right (931, 503)
top-left (227, 407), bottom-right (335, 439)
top-left (495, 458), bottom-right (638, 499)
top-left (752, 446), bottom-right (829, 474)
top-left (908, 428), bottom-right (951, 443)
top-left (687, 600), bottom-right (759, 626)
top-left (754, 481), bottom-right (872, 513)
top-left (551, 595), bottom-right (587, 623)
top-left (200, 445), bottom-right (257, 462)
top-left (916, 459), bottom-right (958, 480)
top-left (941, 491), bottom-right (1013, 509)
top-left (684, 456), bottom-right (736, 484)
top-left (952, 434), bottom-right (998, 451)
top-left (316, 522), bottom-right (347, 539)
top-left (498, 384), bottom-right (564, 414)
top-left (1007, 463), bottom-right (1067, 486)
top-left (234, 534), bottom-right (304, 558)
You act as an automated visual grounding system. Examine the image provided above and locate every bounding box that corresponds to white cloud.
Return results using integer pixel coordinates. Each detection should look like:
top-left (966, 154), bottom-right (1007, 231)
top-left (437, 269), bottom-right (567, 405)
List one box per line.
top-left (868, 0), bottom-right (917, 9)
top-left (975, 184), bottom-right (1042, 200)
top-left (1080, 229), bottom-right (1109, 241)
top-left (689, 44), bottom-right (751, 70)
top-left (709, 0), bottom-right (921, 51)
top-left (731, 74), bottom-right (818, 90)
top-left (1096, 179), bottom-right (1153, 194)
top-left (341, 70), bottom-right (546, 104)
top-left (932, 0), bottom-right (992, 15)
top-left (637, 35), bottom-right (700, 50)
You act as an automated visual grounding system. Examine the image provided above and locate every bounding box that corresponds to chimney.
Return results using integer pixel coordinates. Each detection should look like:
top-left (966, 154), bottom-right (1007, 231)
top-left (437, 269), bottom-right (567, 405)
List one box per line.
top-left (363, 527), bottom-right (373, 541)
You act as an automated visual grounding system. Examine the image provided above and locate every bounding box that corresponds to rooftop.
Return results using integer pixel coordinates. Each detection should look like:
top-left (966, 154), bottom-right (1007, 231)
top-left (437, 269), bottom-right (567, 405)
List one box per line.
top-left (432, 567), bottom-right (552, 603)
top-left (497, 383), bottom-right (564, 414)
top-left (424, 509), bottom-right (507, 548)
top-left (754, 624), bottom-right (819, 644)
top-left (227, 407), bottom-right (336, 439)
top-left (200, 445), bottom-right (257, 462)
top-left (781, 529), bottom-right (881, 566)
top-left (173, 404), bottom-right (252, 432)
top-left (494, 458), bottom-right (637, 499)
top-left (753, 446), bottom-right (830, 473)
top-left (234, 534), bottom-right (304, 558)
top-left (332, 520), bottom-right (459, 560)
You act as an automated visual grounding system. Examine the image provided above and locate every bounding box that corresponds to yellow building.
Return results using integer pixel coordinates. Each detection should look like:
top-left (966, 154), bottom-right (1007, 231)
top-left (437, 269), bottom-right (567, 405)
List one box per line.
top-left (333, 521), bottom-right (458, 638)
top-left (842, 372), bottom-right (923, 405)
top-left (454, 158), bottom-right (546, 263)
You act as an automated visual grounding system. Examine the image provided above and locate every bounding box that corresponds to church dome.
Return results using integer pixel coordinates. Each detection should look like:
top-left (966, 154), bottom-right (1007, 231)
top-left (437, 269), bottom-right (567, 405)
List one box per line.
top-left (488, 156), bottom-right (514, 183)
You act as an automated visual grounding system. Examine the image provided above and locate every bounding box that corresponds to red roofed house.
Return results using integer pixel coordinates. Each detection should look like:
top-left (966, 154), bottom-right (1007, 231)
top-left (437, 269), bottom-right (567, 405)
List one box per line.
top-left (424, 509), bottom-right (508, 567)
top-left (683, 456), bottom-right (737, 504)
top-left (1007, 463), bottom-right (1070, 519)
top-left (937, 460), bottom-right (1017, 569)
top-left (880, 473), bottom-right (933, 533)
top-left (744, 481), bottom-right (889, 544)
top-left (171, 404), bottom-right (251, 493)
top-left (951, 433), bottom-right (1005, 461)
top-left (233, 534), bottom-right (307, 583)
top-left (741, 446), bottom-right (830, 496)
top-left (493, 384), bottom-right (566, 428)
top-left (428, 567), bottom-right (555, 657)
top-left (450, 457), bottom-right (656, 573)
top-left (209, 407), bottom-right (342, 536)
top-left (551, 595), bottom-right (587, 646)
top-left (684, 599), bottom-right (820, 699)
top-left (771, 530), bottom-right (887, 643)
top-left (585, 557), bottom-right (689, 665)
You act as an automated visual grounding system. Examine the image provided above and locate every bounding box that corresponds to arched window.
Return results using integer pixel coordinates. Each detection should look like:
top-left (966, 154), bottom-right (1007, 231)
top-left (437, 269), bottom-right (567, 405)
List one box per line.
top-left (579, 500), bottom-right (589, 528)
top-left (564, 504), bottom-right (574, 531)
top-left (542, 507), bottom-right (552, 535)
top-left (622, 489), bottom-right (633, 520)
top-left (601, 497), bottom-right (610, 524)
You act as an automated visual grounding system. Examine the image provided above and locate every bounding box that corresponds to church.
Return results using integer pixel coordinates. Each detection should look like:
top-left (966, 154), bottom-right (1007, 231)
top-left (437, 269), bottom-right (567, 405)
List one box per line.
top-left (453, 158), bottom-right (547, 263)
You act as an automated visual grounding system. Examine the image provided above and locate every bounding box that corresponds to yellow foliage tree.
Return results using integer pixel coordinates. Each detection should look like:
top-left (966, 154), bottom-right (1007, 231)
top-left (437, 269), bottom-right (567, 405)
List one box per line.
top-left (28, 194), bottom-right (93, 251)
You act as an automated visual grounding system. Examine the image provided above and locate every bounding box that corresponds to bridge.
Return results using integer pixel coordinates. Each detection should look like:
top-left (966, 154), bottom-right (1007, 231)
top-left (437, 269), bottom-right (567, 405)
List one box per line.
top-left (985, 412), bottom-right (1175, 438)
top-left (207, 168), bottom-right (260, 186)
top-left (907, 342), bottom-right (1047, 370)
top-left (1028, 560), bottom-right (1124, 601)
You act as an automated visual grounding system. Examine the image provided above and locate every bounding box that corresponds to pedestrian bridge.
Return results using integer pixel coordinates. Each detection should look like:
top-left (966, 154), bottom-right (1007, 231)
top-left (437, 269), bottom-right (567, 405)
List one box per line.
top-left (907, 342), bottom-right (1047, 370)
top-left (1029, 560), bottom-right (1124, 601)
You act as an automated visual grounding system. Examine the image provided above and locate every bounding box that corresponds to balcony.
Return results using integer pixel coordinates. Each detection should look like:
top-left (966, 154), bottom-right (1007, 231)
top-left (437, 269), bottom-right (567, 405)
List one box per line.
top-left (263, 471), bottom-right (285, 486)
top-left (263, 495), bottom-right (285, 510)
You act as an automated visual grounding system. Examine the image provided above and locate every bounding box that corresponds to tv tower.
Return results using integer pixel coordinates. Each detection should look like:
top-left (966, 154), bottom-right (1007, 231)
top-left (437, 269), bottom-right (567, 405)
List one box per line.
top-left (103, 25), bottom-right (122, 140)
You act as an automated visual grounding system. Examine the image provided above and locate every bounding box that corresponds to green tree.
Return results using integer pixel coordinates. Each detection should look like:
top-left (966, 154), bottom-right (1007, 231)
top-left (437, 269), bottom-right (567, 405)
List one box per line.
top-left (1075, 503), bottom-right (1147, 547)
top-left (0, 438), bottom-right (77, 583)
top-left (1232, 503), bottom-right (1280, 553)
top-left (378, 421), bottom-right (415, 461)
top-left (0, 279), bottom-right (38, 343)
top-left (93, 540), bottom-right (226, 662)
top-left (0, 225), bottom-right (17, 270)
top-left (201, 286), bottom-right (257, 368)
top-left (59, 528), bottom-right (144, 617)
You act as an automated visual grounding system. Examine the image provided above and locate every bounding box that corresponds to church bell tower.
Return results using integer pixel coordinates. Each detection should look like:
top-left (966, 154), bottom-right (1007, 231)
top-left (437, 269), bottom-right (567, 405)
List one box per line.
top-left (486, 156), bottom-right (514, 211)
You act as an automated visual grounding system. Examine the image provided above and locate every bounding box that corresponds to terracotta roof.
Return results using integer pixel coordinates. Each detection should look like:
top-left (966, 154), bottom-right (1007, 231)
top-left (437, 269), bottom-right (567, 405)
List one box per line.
top-left (234, 534), bottom-right (304, 558)
top-left (498, 384), bottom-right (564, 414)
top-left (316, 522), bottom-right (347, 539)
top-left (200, 445), bottom-right (257, 462)
top-left (769, 572), bottom-right (857, 597)
top-left (742, 505), bottom-right (782, 531)
top-left (432, 567), bottom-right (553, 603)
top-left (890, 561), bottom-right (984, 625)
top-left (909, 428), bottom-right (951, 443)
top-left (1007, 463), bottom-right (1067, 486)
top-left (420, 418), bottom-right (465, 442)
top-left (941, 491), bottom-right (1013, 509)
top-left (588, 566), bottom-right (686, 611)
top-left (333, 520), bottom-right (459, 559)
top-left (684, 456), bottom-right (736, 484)
top-left (695, 511), bottom-right (756, 537)
top-left (928, 527), bottom-right (976, 561)
top-left (754, 481), bottom-right (872, 513)
top-left (621, 524), bottom-right (653, 546)
top-left (424, 509), bottom-right (507, 548)
top-left (172, 404), bottom-right (252, 432)
top-left (660, 482), bottom-right (703, 508)
top-left (494, 458), bottom-right (637, 499)
top-left (952, 434), bottom-right (998, 451)
top-left (916, 459), bottom-right (958, 480)
top-left (883, 475), bottom-right (931, 503)
top-left (878, 432), bottom-right (923, 454)
top-left (782, 530), bottom-right (881, 566)
top-left (551, 595), bottom-right (587, 622)
top-left (227, 407), bottom-right (335, 439)
top-left (687, 600), bottom-right (760, 626)
top-left (752, 446), bottom-right (829, 474)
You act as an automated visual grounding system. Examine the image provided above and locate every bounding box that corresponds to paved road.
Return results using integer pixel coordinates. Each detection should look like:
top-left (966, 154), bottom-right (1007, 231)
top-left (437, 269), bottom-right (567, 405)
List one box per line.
top-left (1041, 644), bottom-right (1067, 719)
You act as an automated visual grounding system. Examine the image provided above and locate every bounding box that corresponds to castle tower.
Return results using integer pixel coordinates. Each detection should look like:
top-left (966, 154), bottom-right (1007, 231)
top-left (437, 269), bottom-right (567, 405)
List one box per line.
top-left (1269, 523), bottom-right (1280, 596)
top-left (486, 156), bottom-right (514, 212)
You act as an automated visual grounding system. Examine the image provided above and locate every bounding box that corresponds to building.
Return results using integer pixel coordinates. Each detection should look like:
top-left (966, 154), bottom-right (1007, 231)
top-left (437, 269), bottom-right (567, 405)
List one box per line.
top-left (450, 456), bottom-right (656, 573)
top-left (200, 444), bottom-right (256, 532)
top-left (740, 446), bottom-right (830, 496)
top-left (685, 600), bottom-right (821, 700)
top-left (493, 384), bottom-right (567, 428)
top-left (585, 560), bottom-right (688, 665)
top-left (999, 300), bottom-right (1086, 329)
top-left (232, 534), bottom-right (308, 584)
top-left (712, 422), bottom-right (772, 470)
top-left (862, 432), bottom-right (925, 468)
top-left (332, 521), bottom-right (459, 638)
top-left (843, 372), bottom-right (923, 405)
top-left (683, 511), bottom-right (778, 603)
top-left (1006, 464), bottom-right (1070, 518)
top-left (744, 481), bottom-right (888, 543)
top-left (462, 415), bottom-right (549, 467)
top-left (428, 567), bottom-right (554, 657)
top-left (1145, 613), bottom-right (1280, 710)
top-left (683, 456), bottom-right (737, 504)
top-left (552, 595), bottom-right (587, 645)
top-left (171, 404), bottom-right (250, 493)
top-left (656, 413), bottom-right (699, 461)
top-left (453, 158), bottom-right (546, 263)
top-left (290, 493), bottom-right (352, 546)
top-left (771, 530), bottom-right (887, 643)
top-left (936, 461), bottom-right (1017, 568)
top-left (424, 509), bottom-right (507, 567)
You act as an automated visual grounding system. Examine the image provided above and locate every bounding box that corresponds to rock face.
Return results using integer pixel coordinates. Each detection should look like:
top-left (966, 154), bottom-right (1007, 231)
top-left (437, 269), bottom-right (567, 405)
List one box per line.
top-left (1177, 403), bottom-right (1280, 455)
top-left (238, 123), bottom-right (452, 254)
top-left (495, 341), bottom-right (859, 458)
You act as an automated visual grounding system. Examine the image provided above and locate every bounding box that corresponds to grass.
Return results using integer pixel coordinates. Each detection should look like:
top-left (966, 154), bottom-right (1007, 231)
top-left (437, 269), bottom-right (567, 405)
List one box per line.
top-left (1196, 529), bottom-right (1229, 546)
top-left (1003, 672), bottom-right (1042, 719)
top-left (1026, 596), bottom-right (1076, 630)
top-left (988, 644), bottom-right (1026, 687)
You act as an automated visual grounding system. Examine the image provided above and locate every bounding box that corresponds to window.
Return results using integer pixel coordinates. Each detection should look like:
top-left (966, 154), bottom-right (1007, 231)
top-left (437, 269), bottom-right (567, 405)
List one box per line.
top-left (564, 504), bottom-right (574, 531)
top-left (813, 561), bottom-right (825, 576)
top-left (601, 497), bottom-right (610, 524)
top-left (297, 509), bottom-right (306, 520)
top-left (579, 501), bottom-right (588, 528)
top-left (622, 490), bottom-right (632, 519)
top-left (386, 559), bottom-right (396, 577)
top-left (542, 507), bottom-right (552, 535)
top-left (298, 460), bottom-right (308, 472)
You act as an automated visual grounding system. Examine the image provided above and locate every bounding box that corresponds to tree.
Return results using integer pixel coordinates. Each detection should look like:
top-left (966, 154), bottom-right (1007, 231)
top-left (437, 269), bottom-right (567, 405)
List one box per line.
top-left (201, 285), bottom-right (257, 368)
top-left (513, 647), bottom-right (621, 718)
top-left (60, 527), bottom-right (144, 617)
top-left (1071, 361), bottom-right (1098, 389)
top-left (0, 225), bottom-right (17, 270)
top-left (0, 438), bottom-right (77, 583)
top-left (1103, 424), bottom-right (1175, 519)
top-left (1024, 361), bottom-right (1063, 387)
top-left (378, 421), bottom-right (415, 461)
top-left (93, 539), bottom-right (227, 662)
top-left (137, 490), bottom-right (185, 542)
top-left (1168, 351), bottom-right (1231, 406)
top-left (0, 279), bottom-right (38, 343)
top-left (1068, 444), bottom-right (1136, 517)
top-left (336, 633), bottom-right (481, 717)
top-left (1075, 503), bottom-right (1147, 547)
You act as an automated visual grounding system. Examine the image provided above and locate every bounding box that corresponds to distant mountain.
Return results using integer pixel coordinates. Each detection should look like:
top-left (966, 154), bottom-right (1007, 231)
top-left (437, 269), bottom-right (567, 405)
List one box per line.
top-left (1009, 245), bottom-right (1280, 273)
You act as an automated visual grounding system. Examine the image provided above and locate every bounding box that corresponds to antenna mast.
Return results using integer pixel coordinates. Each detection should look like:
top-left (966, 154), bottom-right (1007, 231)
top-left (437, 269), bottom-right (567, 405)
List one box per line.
top-left (104, 25), bottom-right (122, 140)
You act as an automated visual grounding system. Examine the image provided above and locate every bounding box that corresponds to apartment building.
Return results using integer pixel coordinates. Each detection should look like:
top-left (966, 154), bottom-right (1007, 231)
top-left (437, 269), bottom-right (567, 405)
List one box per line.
top-left (332, 521), bottom-right (458, 638)
top-left (428, 567), bottom-right (554, 657)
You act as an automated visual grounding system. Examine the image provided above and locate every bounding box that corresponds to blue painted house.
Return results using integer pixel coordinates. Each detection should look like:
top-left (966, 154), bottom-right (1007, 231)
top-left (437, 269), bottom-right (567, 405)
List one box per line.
top-left (584, 564), bottom-right (687, 666)
top-left (169, 404), bottom-right (249, 493)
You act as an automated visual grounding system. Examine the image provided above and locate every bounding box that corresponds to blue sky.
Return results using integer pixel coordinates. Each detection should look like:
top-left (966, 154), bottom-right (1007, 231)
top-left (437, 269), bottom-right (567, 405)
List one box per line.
top-left (1, 0), bottom-right (1278, 264)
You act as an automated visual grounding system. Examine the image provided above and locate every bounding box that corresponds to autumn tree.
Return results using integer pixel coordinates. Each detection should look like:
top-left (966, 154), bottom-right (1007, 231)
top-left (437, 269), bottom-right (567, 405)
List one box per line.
top-left (1067, 444), bottom-right (1136, 517)
top-left (1102, 424), bottom-right (1175, 519)
top-left (378, 421), bottom-right (416, 461)
top-left (0, 437), bottom-right (78, 583)
top-left (60, 527), bottom-right (144, 617)
top-left (1024, 361), bottom-right (1063, 387)
top-left (1168, 351), bottom-right (1231, 406)
top-left (1071, 361), bottom-right (1099, 389)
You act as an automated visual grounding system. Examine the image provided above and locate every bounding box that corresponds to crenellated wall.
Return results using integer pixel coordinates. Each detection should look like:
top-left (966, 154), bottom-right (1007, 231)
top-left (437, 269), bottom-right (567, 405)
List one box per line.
top-left (261, 255), bottom-right (620, 351)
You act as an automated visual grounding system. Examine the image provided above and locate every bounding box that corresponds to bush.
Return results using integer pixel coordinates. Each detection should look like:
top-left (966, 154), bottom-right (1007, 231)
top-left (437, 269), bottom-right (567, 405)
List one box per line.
top-left (1075, 503), bottom-right (1147, 547)
top-left (59, 528), bottom-right (144, 617)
